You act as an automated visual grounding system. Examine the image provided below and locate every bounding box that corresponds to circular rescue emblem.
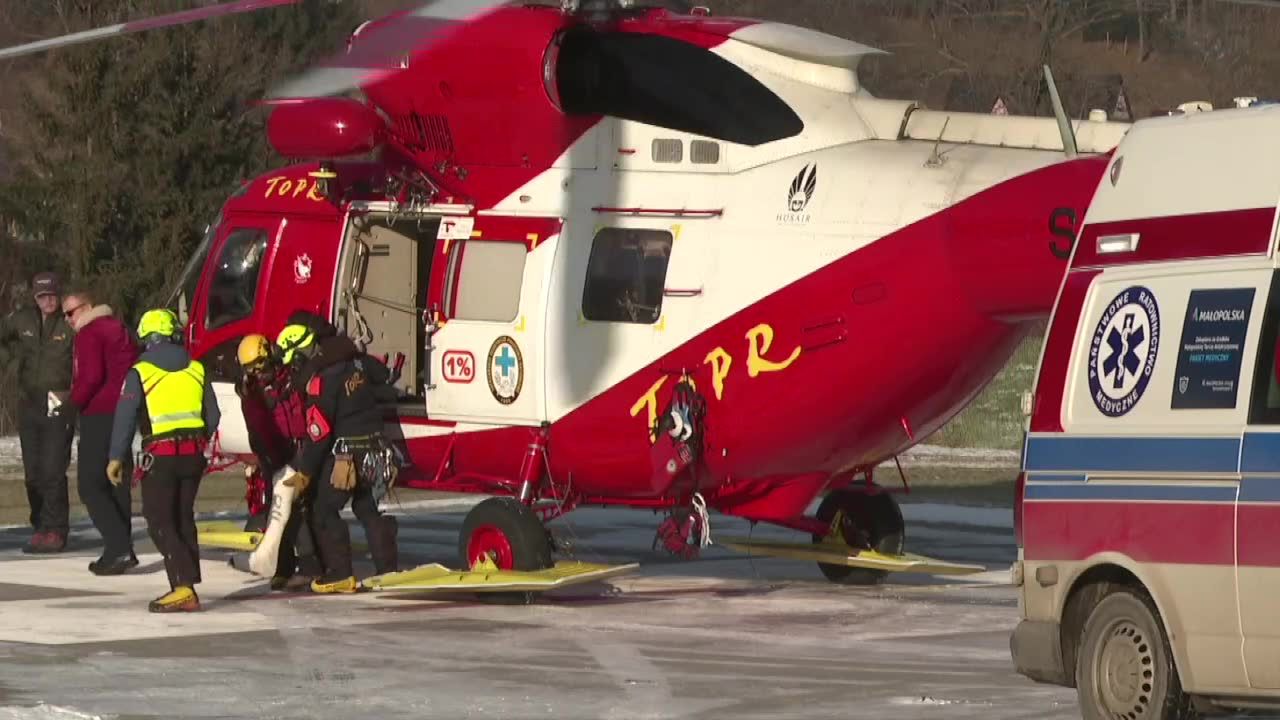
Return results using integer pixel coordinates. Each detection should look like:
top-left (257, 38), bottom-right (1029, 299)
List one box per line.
top-left (1088, 285), bottom-right (1161, 417)
top-left (486, 336), bottom-right (523, 405)
top-left (294, 254), bottom-right (313, 284)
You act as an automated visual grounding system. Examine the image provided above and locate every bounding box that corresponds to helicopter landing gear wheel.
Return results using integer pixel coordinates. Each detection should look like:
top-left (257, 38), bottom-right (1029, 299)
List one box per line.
top-left (811, 489), bottom-right (905, 585)
top-left (459, 497), bottom-right (554, 605)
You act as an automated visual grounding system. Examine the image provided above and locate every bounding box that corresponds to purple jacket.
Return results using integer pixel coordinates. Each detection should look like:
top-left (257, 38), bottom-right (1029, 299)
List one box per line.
top-left (70, 306), bottom-right (139, 416)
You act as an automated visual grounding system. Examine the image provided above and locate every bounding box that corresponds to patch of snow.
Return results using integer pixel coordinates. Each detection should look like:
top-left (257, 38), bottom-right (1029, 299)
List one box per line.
top-left (888, 696), bottom-right (992, 707)
top-left (876, 444), bottom-right (1020, 469)
top-left (0, 705), bottom-right (108, 720)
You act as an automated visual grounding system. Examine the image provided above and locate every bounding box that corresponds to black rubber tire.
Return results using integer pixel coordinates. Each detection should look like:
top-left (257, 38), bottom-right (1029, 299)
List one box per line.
top-left (811, 489), bottom-right (905, 585)
top-left (1076, 589), bottom-right (1194, 720)
top-left (458, 497), bottom-right (553, 606)
top-left (458, 497), bottom-right (553, 571)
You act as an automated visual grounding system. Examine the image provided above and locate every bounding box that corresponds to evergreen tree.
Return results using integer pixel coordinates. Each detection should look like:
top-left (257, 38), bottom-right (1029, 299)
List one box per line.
top-left (0, 0), bottom-right (362, 324)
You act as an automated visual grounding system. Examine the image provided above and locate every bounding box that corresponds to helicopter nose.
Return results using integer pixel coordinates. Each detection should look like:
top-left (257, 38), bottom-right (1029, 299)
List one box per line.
top-left (945, 153), bottom-right (1110, 322)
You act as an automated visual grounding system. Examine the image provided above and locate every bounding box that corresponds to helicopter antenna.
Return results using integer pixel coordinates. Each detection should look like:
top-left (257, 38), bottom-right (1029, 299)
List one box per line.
top-left (1043, 65), bottom-right (1078, 159)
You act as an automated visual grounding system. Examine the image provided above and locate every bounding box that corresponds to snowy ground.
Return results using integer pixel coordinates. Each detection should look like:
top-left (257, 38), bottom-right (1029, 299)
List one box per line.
top-left (0, 492), bottom-right (1090, 720)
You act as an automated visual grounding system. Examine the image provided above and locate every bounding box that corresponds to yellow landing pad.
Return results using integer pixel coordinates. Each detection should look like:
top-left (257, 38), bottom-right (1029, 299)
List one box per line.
top-left (715, 537), bottom-right (986, 576)
top-left (361, 559), bottom-right (641, 593)
top-left (196, 521), bottom-right (262, 552)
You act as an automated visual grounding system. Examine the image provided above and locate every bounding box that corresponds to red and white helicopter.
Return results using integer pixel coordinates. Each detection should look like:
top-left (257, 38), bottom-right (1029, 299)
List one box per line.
top-left (0, 0), bottom-right (1133, 589)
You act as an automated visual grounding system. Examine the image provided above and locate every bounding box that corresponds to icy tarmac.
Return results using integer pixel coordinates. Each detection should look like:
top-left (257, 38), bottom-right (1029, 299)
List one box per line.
top-left (0, 496), bottom-right (1081, 720)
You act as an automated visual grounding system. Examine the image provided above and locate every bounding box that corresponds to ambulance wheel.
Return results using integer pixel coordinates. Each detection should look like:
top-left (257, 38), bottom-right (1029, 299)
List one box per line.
top-left (812, 489), bottom-right (905, 585)
top-left (1076, 589), bottom-right (1193, 720)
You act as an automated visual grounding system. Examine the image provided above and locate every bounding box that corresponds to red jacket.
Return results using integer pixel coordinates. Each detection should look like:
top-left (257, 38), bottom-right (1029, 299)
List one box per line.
top-left (237, 366), bottom-right (306, 469)
top-left (70, 306), bottom-right (139, 417)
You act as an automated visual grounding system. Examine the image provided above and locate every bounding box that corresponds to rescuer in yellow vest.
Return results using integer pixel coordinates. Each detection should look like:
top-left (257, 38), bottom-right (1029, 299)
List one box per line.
top-left (107, 309), bottom-right (220, 613)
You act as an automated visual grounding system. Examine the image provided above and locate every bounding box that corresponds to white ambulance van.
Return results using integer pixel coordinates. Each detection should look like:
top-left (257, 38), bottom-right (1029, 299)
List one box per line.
top-left (1010, 104), bottom-right (1280, 719)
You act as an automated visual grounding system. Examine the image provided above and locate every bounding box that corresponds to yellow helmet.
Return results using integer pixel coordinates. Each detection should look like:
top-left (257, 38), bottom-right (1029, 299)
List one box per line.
top-left (237, 334), bottom-right (272, 369)
top-left (275, 324), bottom-right (316, 365)
top-left (137, 309), bottom-right (179, 341)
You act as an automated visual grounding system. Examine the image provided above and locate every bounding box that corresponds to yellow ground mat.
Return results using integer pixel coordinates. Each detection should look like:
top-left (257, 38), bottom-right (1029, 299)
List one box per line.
top-left (715, 536), bottom-right (986, 575)
top-left (361, 558), bottom-right (641, 593)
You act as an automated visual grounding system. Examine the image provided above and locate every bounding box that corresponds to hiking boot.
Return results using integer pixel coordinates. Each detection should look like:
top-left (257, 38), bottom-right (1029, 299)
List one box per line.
top-left (33, 530), bottom-right (67, 553)
top-left (284, 574), bottom-right (315, 592)
top-left (310, 575), bottom-right (358, 594)
top-left (21, 531), bottom-right (49, 554)
top-left (89, 552), bottom-right (139, 576)
top-left (149, 586), bottom-right (201, 613)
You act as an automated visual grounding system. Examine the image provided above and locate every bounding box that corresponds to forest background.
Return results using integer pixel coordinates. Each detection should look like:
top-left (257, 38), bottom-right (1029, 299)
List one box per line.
top-left (0, 0), bottom-right (1275, 441)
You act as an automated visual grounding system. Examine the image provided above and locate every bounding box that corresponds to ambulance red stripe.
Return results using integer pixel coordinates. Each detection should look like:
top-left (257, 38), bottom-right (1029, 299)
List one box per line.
top-left (1073, 206), bottom-right (1276, 268)
top-left (1022, 501), bottom-right (1235, 566)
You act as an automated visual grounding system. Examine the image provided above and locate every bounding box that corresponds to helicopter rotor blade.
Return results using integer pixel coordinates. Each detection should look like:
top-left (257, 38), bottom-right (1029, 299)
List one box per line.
top-left (0, 0), bottom-right (307, 62)
top-left (265, 0), bottom-right (508, 99)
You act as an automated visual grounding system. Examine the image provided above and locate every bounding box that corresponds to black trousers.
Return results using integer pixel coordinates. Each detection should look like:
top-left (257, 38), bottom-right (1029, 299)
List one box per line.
top-left (18, 402), bottom-right (74, 533)
top-left (312, 454), bottom-right (395, 579)
top-left (141, 454), bottom-right (204, 589)
top-left (77, 413), bottom-right (132, 558)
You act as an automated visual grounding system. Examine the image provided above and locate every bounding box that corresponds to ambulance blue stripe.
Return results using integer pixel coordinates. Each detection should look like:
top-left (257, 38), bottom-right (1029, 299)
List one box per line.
top-left (1239, 433), bottom-right (1280, 474)
top-left (1024, 473), bottom-right (1088, 483)
top-left (1024, 483), bottom-right (1237, 503)
top-left (1023, 436), bottom-right (1241, 474)
top-left (1239, 478), bottom-right (1280, 503)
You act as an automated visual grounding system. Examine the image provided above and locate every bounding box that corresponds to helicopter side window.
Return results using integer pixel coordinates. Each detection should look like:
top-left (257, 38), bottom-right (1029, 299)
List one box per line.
top-left (205, 228), bottom-right (269, 330)
top-left (443, 240), bottom-right (527, 322)
top-left (581, 228), bottom-right (673, 325)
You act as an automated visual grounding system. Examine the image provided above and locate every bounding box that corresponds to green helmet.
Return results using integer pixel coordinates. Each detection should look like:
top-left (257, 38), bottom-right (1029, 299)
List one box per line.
top-left (137, 308), bottom-right (179, 342)
top-left (275, 324), bottom-right (316, 365)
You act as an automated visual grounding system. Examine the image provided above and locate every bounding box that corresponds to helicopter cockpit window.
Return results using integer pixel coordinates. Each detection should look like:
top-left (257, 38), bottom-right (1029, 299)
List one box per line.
top-left (582, 228), bottom-right (672, 325)
top-left (205, 228), bottom-right (269, 330)
top-left (168, 215), bottom-right (219, 324)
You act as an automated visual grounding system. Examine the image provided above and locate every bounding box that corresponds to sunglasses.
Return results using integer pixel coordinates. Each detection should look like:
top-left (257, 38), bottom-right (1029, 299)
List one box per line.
top-left (62, 303), bottom-right (84, 319)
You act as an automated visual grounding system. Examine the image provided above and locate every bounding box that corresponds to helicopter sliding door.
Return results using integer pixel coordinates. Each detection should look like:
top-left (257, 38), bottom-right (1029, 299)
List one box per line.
top-left (424, 216), bottom-right (560, 426)
top-left (333, 213), bottom-right (441, 404)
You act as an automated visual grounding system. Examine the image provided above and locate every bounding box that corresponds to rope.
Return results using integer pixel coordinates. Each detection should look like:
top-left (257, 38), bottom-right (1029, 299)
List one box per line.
top-left (691, 492), bottom-right (711, 549)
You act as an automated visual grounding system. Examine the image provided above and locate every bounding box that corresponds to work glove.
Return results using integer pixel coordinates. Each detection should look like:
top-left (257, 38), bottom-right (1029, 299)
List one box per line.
top-left (282, 467), bottom-right (310, 492)
top-left (107, 459), bottom-right (124, 486)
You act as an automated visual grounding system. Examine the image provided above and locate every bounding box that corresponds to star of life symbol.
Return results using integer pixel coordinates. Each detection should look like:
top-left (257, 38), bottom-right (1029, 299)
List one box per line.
top-left (1088, 286), bottom-right (1160, 417)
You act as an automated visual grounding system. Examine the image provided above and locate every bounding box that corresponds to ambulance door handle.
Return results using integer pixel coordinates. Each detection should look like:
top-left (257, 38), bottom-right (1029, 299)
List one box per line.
top-left (423, 308), bottom-right (439, 391)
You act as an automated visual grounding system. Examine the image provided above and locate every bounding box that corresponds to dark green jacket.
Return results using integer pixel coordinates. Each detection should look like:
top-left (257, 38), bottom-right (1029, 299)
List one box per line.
top-left (0, 305), bottom-right (74, 407)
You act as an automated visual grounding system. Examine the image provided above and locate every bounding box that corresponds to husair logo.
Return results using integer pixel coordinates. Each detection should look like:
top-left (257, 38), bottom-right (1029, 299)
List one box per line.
top-left (778, 163), bottom-right (817, 224)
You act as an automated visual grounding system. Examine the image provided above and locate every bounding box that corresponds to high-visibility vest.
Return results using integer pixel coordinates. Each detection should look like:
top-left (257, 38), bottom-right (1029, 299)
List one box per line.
top-left (135, 360), bottom-right (206, 438)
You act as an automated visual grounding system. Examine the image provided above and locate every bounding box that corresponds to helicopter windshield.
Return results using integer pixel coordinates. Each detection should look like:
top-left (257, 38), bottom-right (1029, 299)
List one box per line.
top-left (166, 213), bottom-right (219, 325)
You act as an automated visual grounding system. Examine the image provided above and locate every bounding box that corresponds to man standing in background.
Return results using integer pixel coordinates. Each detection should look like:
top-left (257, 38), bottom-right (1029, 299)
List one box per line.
top-left (0, 272), bottom-right (75, 553)
top-left (62, 288), bottom-right (139, 575)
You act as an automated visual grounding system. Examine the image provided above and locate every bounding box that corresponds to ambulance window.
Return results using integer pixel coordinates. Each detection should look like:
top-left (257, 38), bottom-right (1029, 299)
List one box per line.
top-left (1248, 272), bottom-right (1280, 423)
top-left (443, 240), bottom-right (526, 322)
top-left (582, 228), bottom-right (673, 325)
top-left (205, 228), bottom-right (269, 330)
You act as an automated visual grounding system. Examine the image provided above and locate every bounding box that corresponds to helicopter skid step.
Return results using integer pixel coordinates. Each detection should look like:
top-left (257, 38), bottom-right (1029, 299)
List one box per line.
top-left (360, 559), bottom-right (640, 593)
top-left (715, 536), bottom-right (986, 575)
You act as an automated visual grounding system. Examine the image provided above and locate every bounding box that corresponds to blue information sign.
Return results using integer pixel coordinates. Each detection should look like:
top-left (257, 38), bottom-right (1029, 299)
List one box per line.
top-left (1171, 288), bottom-right (1255, 410)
